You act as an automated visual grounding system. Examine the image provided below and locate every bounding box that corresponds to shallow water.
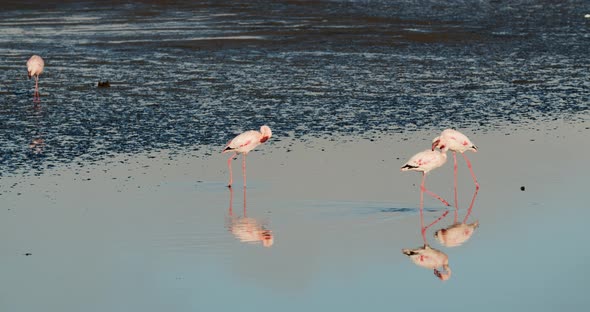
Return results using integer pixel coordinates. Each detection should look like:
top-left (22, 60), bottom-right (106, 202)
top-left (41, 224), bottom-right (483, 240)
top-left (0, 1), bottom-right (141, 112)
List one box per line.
top-left (1, 1), bottom-right (589, 311)
top-left (0, 0), bottom-right (589, 174)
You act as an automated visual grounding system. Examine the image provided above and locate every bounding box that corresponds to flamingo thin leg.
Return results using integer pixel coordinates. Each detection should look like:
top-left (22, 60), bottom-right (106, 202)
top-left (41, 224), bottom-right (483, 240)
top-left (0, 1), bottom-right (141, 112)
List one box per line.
top-left (462, 153), bottom-right (479, 190)
top-left (34, 76), bottom-right (40, 101)
top-left (453, 151), bottom-right (458, 223)
top-left (419, 172), bottom-right (450, 206)
top-left (463, 187), bottom-right (479, 224)
top-left (228, 187), bottom-right (234, 216)
top-left (242, 153), bottom-right (247, 187)
top-left (227, 152), bottom-right (237, 187)
top-left (242, 185), bottom-right (247, 216)
top-left (423, 188), bottom-right (450, 207)
top-left (420, 173), bottom-right (426, 244)
top-left (425, 211), bottom-right (449, 231)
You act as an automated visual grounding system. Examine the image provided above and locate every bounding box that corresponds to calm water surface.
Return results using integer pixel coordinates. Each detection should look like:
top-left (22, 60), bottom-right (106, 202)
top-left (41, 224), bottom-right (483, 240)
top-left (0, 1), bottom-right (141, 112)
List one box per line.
top-left (0, 1), bottom-right (589, 311)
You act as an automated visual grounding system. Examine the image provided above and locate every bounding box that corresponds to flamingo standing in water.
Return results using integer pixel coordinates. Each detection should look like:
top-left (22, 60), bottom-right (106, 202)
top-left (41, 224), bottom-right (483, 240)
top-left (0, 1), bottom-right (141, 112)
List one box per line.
top-left (27, 55), bottom-right (44, 102)
top-left (432, 129), bottom-right (479, 220)
top-left (401, 146), bottom-right (451, 208)
top-left (402, 147), bottom-right (451, 243)
top-left (222, 125), bottom-right (272, 188)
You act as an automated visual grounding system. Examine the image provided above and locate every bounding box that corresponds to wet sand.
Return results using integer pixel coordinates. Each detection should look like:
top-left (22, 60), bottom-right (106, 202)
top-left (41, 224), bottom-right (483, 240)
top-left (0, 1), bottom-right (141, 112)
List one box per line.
top-left (1, 117), bottom-right (588, 311)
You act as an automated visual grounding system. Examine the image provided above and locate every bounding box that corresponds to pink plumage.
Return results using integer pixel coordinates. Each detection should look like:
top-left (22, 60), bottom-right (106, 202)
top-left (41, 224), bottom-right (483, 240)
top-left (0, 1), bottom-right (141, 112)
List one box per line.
top-left (401, 146), bottom-right (450, 220)
top-left (222, 125), bottom-right (272, 188)
top-left (432, 129), bottom-right (480, 214)
top-left (27, 55), bottom-right (45, 102)
top-left (401, 149), bottom-right (448, 174)
top-left (432, 129), bottom-right (477, 154)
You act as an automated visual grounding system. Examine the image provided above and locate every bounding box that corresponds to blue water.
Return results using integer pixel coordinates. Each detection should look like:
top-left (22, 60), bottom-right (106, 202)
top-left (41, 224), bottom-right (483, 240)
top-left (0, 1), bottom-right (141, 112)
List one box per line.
top-left (1, 1), bottom-right (589, 311)
top-left (1, 0), bottom-right (588, 175)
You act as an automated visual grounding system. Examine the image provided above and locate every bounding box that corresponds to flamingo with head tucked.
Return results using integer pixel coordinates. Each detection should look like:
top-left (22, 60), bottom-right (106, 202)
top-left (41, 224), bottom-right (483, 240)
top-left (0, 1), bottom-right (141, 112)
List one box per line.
top-left (432, 129), bottom-right (479, 215)
top-left (222, 125), bottom-right (272, 188)
top-left (27, 55), bottom-right (44, 102)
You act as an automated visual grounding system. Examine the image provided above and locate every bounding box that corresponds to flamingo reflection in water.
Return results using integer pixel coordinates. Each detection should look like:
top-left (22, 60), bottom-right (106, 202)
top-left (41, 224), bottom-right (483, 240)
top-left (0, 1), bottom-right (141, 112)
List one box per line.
top-left (402, 209), bottom-right (452, 281)
top-left (226, 187), bottom-right (273, 247)
top-left (434, 187), bottom-right (479, 248)
top-left (29, 105), bottom-right (46, 155)
top-left (29, 137), bottom-right (45, 155)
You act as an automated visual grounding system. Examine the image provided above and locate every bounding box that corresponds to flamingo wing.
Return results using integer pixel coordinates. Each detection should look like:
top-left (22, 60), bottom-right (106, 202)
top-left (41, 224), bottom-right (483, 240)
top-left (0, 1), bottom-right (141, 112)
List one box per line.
top-left (224, 130), bottom-right (259, 152)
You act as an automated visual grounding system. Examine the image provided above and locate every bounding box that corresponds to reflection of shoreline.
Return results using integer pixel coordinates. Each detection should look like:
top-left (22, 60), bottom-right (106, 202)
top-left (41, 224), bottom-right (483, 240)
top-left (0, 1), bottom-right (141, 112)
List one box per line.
top-left (226, 187), bottom-right (274, 248)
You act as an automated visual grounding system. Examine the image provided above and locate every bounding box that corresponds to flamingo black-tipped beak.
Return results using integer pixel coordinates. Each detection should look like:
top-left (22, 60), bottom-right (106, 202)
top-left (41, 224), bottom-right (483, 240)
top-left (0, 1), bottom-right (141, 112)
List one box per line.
top-left (431, 139), bottom-right (440, 151)
top-left (472, 145), bottom-right (478, 152)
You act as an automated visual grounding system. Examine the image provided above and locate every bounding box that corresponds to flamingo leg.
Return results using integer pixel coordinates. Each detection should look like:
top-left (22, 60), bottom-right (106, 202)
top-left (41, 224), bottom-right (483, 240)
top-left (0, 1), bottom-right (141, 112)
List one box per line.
top-left (228, 186), bottom-right (234, 216)
top-left (243, 185), bottom-right (247, 216)
top-left (34, 75), bottom-right (40, 102)
top-left (242, 153), bottom-right (247, 188)
top-left (462, 153), bottom-right (479, 190)
top-left (453, 151), bottom-right (459, 223)
top-left (227, 152), bottom-right (237, 187)
top-left (419, 173), bottom-right (450, 206)
top-left (420, 173), bottom-right (426, 244)
top-left (423, 188), bottom-right (450, 207)
top-left (425, 210), bottom-right (449, 231)
top-left (463, 186), bottom-right (479, 224)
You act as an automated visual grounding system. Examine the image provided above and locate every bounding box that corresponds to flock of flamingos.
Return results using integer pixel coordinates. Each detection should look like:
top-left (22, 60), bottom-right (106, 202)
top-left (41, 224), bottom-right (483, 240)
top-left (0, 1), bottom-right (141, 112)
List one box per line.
top-left (27, 54), bottom-right (480, 281)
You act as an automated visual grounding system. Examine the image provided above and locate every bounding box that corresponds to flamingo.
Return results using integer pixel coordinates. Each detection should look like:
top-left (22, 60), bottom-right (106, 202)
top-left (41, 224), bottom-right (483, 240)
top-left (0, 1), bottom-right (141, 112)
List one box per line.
top-left (222, 125), bottom-right (272, 188)
top-left (432, 129), bottom-right (479, 215)
top-left (401, 147), bottom-right (451, 209)
top-left (27, 55), bottom-right (44, 102)
top-left (434, 186), bottom-right (479, 247)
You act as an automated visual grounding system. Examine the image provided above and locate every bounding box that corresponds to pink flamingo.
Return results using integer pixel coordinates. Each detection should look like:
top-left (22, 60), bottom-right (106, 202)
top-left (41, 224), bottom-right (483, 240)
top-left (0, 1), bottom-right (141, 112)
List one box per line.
top-left (222, 125), bottom-right (272, 188)
top-left (432, 129), bottom-right (479, 218)
top-left (401, 146), bottom-right (451, 209)
top-left (27, 55), bottom-right (44, 102)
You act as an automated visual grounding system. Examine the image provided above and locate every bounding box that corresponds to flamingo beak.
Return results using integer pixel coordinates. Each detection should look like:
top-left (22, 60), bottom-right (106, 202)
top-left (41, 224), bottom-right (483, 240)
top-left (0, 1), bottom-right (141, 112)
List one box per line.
top-left (472, 145), bottom-right (478, 152)
top-left (431, 139), bottom-right (440, 151)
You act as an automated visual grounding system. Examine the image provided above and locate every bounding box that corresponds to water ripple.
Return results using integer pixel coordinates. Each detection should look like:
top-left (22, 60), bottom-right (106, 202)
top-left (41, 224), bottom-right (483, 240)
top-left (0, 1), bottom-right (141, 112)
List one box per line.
top-left (0, 0), bottom-right (588, 176)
